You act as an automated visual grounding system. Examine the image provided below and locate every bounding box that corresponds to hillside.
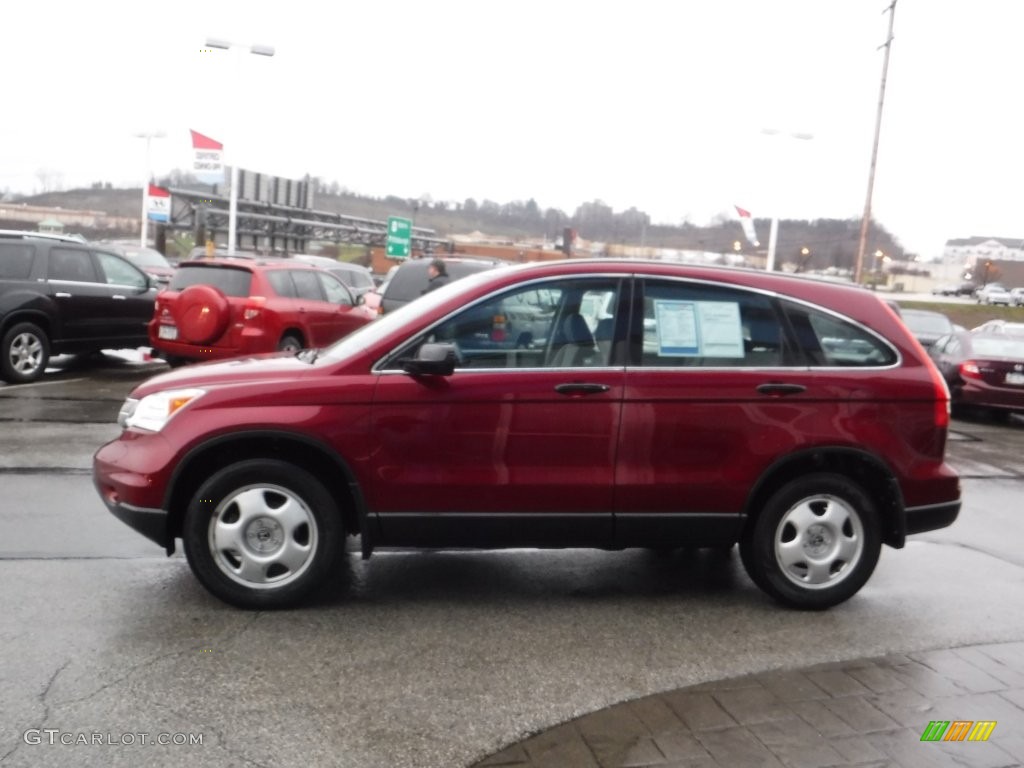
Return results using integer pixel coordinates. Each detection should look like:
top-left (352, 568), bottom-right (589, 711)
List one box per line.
top-left (8, 185), bottom-right (908, 273)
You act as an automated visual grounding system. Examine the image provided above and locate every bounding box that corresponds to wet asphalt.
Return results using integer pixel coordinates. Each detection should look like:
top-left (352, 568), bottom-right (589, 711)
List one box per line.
top-left (0, 350), bottom-right (1022, 768)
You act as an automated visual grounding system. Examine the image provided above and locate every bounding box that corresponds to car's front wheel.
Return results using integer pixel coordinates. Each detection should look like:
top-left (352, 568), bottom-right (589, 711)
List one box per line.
top-left (1, 322), bottom-right (51, 383)
top-left (183, 459), bottom-right (344, 608)
top-left (740, 473), bottom-right (881, 610)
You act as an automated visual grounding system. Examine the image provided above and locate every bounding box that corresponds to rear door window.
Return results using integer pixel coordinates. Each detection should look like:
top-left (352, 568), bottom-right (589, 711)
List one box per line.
top-left (636, 279), bottom-right (787, 367)
top-left (266, 270), bottom-right (297, 298)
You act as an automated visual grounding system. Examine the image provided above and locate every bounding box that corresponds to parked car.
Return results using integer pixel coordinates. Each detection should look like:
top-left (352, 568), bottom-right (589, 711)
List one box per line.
top-left (1010, 287), bottom-right (1024, 307)
top-left (899, 308), bottom-right (958, 349)
top-left (378, 256), bottom-right (507, 314)
top-left (149, 258), bottom-right (376, 364)
top-left (972, 319), bottom-right (1024, 335)
top-left (929, 329), bottom-right (1024, 418)
top-left (931, 282), bottom-right (976, 296)
top-left (95, 241), bottom-right (176, 285)
top-left (292, 255), bottom-right (376, 299)
top-left (976, 283), bottom-right (1012, 305)
top-left (95, 259), bottom-right (961, 610)
top-left (1, 230), bottom-right (157, 383)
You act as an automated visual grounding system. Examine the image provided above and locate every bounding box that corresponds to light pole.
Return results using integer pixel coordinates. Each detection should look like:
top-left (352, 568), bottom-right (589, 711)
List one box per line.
top-left (135, 130), bottom-right (166, 248)
top-left (205, 38), bottom-right (275, 256)
top-left (760, 128), bottom-right (814, 272)
top-left (855, 1), bottom-right (898, 284)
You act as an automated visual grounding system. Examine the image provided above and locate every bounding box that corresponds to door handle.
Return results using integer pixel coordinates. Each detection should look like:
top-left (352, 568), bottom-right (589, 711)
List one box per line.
top-left (55, 292), bottom-right (71, 298)
top-left (112, 295), bottom-right (126, 300)
top-left (756, 383), bottom-right (807, 397)
top-left (555, 383), bottom-right (610, 395)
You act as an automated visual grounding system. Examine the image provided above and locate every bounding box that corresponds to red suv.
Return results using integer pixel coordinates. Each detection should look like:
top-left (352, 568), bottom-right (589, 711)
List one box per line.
top-left (95, 259), bottom-right (960, 609)
top-left (149, 258), bottom-right (376, 363)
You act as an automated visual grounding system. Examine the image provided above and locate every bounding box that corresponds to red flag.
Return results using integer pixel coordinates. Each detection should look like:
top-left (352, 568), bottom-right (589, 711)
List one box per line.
top-left (190, 130), bottom-right (223, 150)
top-left (735, 205), bottom-right (759, 247)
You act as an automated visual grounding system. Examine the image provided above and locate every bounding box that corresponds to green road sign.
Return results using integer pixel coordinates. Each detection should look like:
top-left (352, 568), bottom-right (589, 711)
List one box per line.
top-left (386, 216), bottom-right (412, 259)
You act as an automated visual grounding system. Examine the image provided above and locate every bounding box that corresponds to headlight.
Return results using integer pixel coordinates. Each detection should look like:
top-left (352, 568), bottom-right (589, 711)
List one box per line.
top-left (117, 398), bottom-right (139, 429)
top-left (122, 389), bottom-right (205, 432)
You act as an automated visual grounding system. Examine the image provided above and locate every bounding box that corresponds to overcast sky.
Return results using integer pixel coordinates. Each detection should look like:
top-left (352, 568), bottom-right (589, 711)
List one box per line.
top-left (1, 1), bottom-right (1019, 258)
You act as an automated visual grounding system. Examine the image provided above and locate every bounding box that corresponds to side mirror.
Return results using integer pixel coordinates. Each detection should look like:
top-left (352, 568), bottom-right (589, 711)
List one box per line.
top-left (402, 342), bottom-right (458, 376)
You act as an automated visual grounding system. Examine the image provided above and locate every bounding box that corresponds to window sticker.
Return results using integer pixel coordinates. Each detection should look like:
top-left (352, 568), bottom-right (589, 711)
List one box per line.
top-left (653, 300), bottom-right (744, 358)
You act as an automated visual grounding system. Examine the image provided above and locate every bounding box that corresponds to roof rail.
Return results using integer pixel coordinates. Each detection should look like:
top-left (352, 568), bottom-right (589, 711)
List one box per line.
top-left (0, 229), bottom-right (87, 243)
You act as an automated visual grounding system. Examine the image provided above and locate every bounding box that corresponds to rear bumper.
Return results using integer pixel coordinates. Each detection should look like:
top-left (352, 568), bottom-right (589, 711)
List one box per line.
top-left (904, 498), bottom-right (961, 536)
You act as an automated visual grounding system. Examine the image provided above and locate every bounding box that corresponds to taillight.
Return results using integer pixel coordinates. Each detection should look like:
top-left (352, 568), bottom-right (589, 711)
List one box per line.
top-left (491, 314), bottom-right (507, 342)
top-left (243, 296), bottom-right (266, 321)
top-left (959, 361), bottom-right (982, 379)
top-left (924, 357), bottom-right (950, 429)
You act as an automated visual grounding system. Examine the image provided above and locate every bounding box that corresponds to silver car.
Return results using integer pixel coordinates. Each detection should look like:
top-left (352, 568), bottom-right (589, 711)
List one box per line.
top-left (976, 284), bottom-right (1012, 305)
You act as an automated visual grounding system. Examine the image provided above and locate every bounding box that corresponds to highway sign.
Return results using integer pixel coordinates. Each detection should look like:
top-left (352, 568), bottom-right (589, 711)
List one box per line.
top-left (386, 216), bottom-right (412, 259)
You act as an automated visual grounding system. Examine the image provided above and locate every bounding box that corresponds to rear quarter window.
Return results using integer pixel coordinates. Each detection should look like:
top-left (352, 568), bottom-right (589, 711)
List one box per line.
top-left (783, 302), bottom-right (897, 367)
top-left (0, 243), bottom-right (34, 279)
top-left (170, 266), bottom-right (253, 297)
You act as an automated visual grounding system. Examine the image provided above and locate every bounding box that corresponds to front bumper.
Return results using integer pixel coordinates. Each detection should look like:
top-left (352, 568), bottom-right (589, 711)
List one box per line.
top-left (93, 432), bottom-right (177, 550)
top-left (94, 480), bottom-right (170, 548)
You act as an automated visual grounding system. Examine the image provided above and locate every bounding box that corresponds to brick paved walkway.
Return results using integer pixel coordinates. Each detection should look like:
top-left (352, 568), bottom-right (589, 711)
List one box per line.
top-left (473, 642), bottom-right (1024, 768)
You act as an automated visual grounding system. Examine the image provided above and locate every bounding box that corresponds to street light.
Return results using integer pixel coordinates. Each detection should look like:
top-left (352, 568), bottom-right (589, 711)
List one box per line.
top-left (204, 38), bottom-right (275, 255)
top-left (134, 130), bottom-right (166, 248)
top-left (759, 128), bottom-right (814, 272)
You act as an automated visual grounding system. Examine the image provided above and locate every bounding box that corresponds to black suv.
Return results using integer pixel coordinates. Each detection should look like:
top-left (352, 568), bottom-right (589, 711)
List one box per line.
top-left (0, 231), bottom-right (157, 383)
top-left (378, 256), bottom-right (506, 314)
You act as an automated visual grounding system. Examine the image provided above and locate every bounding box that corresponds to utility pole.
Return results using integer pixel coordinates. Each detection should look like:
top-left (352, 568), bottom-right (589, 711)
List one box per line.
top-left (855, 0), bottom-right (897, 285)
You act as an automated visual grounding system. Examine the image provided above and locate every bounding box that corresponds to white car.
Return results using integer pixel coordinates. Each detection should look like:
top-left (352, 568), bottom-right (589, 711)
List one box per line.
top-left (976, 284), bottom-right (1012, 305)
top-left (1010, 287), bottom-right (1024, 307)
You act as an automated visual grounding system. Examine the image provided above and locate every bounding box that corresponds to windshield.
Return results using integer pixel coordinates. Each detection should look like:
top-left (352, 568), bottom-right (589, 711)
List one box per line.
top-left (125, 248), bottom-right (171, 268)
top-left (902, 311), bottom-right (951, 334)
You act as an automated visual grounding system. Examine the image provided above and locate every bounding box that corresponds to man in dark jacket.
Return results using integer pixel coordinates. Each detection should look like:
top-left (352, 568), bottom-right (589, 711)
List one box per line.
top-left (423, 258), bottom-right (450, 293)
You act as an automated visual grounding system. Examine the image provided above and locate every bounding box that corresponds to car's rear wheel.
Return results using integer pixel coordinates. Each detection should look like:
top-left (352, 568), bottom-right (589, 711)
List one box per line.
top-left (1, 322), bottom-right (50, 383)
top-left (740, 473), bottom-right (881, 610)
top-left (183, 459), bottom-right (343, 608)
top-left (277, 334), bottom-right (303, 354)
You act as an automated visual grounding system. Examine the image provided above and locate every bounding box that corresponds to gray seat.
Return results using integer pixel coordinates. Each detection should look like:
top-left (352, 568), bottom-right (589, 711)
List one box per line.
top-left (549, 313), bottom-right (596, 367)
top-left (593, 317), bottom-right (615, 363)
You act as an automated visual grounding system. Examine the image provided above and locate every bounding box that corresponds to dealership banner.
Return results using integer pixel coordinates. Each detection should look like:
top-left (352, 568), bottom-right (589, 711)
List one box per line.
top-left (146, 184), bottom-right (170, 222)
top-left (190, 130), bottom-right (224, 185)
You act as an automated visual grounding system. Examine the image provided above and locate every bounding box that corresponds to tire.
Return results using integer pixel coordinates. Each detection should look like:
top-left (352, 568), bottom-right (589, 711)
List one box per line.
top-left (277, 334), bottom-right (303, 354)
top-left (1, 322), bottom-right (51, 383)
top-left (740, 473), bottom-right (881, 610)
top-left (183, 459), bottom-right (344, 608)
